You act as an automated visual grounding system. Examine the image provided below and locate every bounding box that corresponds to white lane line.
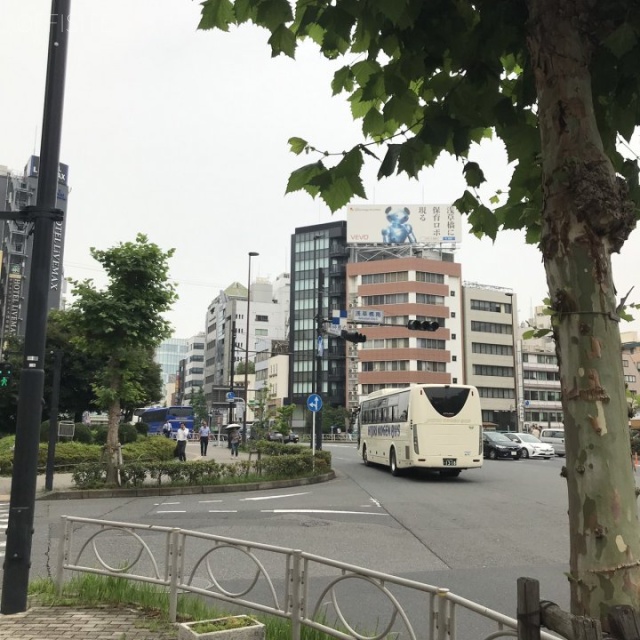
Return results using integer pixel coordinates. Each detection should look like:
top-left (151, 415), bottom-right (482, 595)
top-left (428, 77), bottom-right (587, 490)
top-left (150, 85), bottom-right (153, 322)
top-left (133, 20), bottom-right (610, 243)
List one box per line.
top-left (208, 510), bottom-right (238, 513)
top-left (261, 509), bottom-right (388, 516)
top-left (198, 499), bottom-right (223, 504)
top-left (370, 497), bottom-right (381, 508)
top-left (156, 510), bottom-right (186, 514)
top-left (241, 492), bottom-right (309, 502)
top-left (154, 502), bottom-right (181, 506)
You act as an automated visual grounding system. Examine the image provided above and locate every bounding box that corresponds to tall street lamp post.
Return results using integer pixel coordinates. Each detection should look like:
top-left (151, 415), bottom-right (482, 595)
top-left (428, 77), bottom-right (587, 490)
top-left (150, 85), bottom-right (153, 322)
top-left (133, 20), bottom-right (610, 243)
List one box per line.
top-left (312, 235), bottom-right (322, 449)
top-left (242, 251), bottom-right (259, 444)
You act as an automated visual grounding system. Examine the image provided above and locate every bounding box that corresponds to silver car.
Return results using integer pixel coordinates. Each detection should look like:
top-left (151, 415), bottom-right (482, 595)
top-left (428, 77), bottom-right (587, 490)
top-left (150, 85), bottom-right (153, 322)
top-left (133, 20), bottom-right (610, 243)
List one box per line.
top-left (503, 432), bottom-right (555, 459)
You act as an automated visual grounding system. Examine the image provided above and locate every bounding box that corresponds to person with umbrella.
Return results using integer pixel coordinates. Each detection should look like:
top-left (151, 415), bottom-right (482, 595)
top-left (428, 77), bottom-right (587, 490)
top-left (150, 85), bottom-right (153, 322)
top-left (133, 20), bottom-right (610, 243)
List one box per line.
top-left (229, 426), bottom-right (241, 457)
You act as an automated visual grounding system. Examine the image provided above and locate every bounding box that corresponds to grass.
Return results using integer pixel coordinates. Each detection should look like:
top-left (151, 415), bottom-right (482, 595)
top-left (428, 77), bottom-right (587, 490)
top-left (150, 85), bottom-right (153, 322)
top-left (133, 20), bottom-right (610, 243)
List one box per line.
top-left (28, 574), bottom-right (336, 640)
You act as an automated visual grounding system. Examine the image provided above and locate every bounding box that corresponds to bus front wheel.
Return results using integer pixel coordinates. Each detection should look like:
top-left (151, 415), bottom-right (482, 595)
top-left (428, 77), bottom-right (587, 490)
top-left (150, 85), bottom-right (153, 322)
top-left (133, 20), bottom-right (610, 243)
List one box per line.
top-left (390, 449), bottom-right (401, 476)
top-left (362, 445), bottom-right (370, 466)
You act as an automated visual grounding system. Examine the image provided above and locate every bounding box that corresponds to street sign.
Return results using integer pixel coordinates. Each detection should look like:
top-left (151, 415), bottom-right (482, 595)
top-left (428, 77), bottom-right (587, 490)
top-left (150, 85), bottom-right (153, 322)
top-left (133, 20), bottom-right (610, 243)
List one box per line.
top-left (350, 309), bottom-right (384, 324)
top-left (225, 391), bottom-right (235, 402)
top-left (325, 324), bottom-right (343, 337)
top-left (317, 334), bottom-right (324, 357)
top-left (307, 394), bottom-right (323, 413)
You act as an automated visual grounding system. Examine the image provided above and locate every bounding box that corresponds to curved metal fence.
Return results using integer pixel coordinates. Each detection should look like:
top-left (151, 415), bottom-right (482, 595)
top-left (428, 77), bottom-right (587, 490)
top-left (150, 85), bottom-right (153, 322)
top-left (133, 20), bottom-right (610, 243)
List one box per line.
top-left (55, 516), bottom-right (557, 640)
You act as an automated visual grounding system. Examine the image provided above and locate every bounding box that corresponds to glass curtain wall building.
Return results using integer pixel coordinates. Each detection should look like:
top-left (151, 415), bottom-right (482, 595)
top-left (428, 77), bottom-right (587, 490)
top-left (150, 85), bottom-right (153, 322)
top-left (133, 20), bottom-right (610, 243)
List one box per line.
top-left (289, 222), bottom-right (348, 423)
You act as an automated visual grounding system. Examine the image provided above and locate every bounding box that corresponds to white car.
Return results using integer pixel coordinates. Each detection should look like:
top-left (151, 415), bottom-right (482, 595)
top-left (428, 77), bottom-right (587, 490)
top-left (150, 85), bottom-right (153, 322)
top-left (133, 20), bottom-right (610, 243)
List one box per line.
top-left (503, 432), bottom-right (554, 459)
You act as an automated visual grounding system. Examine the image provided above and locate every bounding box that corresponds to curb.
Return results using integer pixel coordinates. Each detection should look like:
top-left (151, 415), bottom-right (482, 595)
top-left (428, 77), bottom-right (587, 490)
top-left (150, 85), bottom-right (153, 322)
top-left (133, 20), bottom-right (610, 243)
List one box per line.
top-left (35, 470), bottom-right (336, 500)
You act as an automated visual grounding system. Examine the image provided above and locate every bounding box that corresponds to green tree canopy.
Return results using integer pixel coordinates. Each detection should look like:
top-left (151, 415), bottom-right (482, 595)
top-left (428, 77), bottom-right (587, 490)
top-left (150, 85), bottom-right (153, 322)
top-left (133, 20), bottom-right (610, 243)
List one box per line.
top-left (199, 0), bottom-right (640, 624)
top-left (69, 234), bottom-right (177, 483)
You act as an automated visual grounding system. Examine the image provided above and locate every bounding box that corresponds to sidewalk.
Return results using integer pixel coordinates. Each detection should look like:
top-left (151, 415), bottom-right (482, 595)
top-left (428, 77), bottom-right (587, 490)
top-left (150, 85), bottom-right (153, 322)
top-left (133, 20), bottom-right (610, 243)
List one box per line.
top-left (0, 605), bottom-right (180, 639)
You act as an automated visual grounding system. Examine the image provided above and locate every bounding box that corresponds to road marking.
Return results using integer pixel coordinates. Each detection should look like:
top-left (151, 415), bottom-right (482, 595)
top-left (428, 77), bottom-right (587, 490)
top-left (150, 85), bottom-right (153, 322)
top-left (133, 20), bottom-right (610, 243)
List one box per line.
top-left (154, 502), bottom-right (181, 506)
top-left (208, 510), bottom-right (238, 513)
top-left (241, 492), bottom-right (309, 501)
top-left (261, 509), bottom-right (388, 516)
top-left (198, 499), bottom-right (223, 503)
top-left (156, 510), bottom-right (186, 514)
top-left (370, 497), bottom-right (381, 508)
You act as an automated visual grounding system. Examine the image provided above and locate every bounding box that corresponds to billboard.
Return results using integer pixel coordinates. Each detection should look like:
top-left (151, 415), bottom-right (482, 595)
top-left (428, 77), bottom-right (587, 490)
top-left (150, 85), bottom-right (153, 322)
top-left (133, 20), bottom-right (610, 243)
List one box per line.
top-left (347, 204), bottom-right (461, 245)
top-left (25, 155), bottom-right (69, 186)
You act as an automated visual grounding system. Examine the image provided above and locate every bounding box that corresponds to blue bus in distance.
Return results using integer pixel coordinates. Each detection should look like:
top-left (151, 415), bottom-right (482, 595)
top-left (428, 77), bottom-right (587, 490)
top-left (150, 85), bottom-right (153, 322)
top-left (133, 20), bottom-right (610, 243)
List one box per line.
top-left (138, 406), bottom-right (194, 436)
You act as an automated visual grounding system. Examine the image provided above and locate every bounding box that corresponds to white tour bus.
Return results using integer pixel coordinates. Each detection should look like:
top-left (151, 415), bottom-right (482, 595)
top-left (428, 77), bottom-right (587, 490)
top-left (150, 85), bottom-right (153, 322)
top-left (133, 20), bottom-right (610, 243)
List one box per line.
top-left (357, 384), bottom-right (483, 477)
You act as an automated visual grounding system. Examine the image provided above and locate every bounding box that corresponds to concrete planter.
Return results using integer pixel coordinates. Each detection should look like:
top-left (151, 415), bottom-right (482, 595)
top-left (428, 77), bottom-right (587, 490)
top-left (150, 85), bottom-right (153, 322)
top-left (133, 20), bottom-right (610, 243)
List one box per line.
top-left (178, 615), bottom-right (265, 640)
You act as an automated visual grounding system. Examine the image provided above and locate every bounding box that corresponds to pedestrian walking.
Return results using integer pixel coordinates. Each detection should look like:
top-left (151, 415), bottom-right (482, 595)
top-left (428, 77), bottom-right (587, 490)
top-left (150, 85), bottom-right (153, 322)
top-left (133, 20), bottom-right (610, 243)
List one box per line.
top-left (199, 421), bottom-right (211, 456)
top-left (229, 428), bottom-right (240, 457)
top-left (176, 422), bottom-right (189, 462)
top-left (162, 420), bottom-right (172, 438)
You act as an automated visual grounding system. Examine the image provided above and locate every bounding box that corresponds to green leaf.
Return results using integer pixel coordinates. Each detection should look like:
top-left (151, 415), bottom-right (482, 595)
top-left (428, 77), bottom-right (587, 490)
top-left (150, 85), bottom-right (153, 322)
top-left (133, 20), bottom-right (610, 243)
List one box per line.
top-left (362, 107), bottom-right (385, 137)
top-left (198, 0), bottom-right (235, 31)
top-left (604, 22), bottom-right (638, 58)
top-left (378, 144), bottom-right (401, 178)
top-left (463, 161), bottom-right (486, 188)
top-left (377, 0), bottom-right (410, 25)
top-left (288, 137), bottom-right (308, 155)
top-left (285, 161), bottom-right (325, 196)
top-left (332, 66), bottom-right (354, 95)
top-left (268, 24), bottom-right (296, 58)
top-left (256, 0), bottom-right (294, 31)
top-left (467, 204), bottom-right (498, 240)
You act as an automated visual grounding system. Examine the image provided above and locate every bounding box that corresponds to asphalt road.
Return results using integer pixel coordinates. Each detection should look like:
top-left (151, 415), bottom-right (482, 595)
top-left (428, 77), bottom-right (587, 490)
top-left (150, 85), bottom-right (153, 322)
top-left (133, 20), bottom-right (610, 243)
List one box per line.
top-left (12, 443), bottom-right (595, 621)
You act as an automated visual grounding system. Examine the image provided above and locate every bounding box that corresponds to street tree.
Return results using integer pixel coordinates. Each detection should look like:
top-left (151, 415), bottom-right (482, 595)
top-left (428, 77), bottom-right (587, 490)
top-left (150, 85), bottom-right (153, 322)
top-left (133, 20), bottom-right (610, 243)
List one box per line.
top-left (68, 234), bottom-right (176, 484)
top-left (199, 0), bottom-right (640, 623)
top-left (186, 387), bottom-right (209, 428)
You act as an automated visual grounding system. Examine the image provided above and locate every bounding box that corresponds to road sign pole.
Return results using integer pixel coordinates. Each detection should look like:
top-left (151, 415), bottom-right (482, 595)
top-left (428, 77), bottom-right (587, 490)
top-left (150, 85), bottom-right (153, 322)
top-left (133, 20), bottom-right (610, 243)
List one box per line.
top-left (312, 413), bottom-right (316, 470)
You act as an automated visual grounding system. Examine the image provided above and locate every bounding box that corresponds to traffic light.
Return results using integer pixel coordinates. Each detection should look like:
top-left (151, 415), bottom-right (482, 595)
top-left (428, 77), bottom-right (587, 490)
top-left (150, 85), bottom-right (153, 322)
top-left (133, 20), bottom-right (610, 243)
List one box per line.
top-left (341, 330), bottom-right (367, 343)
top-left (407, 320), bottom-right (439, 331)
top-left (0, 362), bottom-right (12, 387)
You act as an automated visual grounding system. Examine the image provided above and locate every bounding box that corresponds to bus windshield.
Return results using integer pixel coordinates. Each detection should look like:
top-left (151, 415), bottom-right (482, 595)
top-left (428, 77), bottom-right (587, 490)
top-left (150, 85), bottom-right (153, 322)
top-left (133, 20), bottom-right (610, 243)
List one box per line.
top-left (423, 387), bottom-right (471, 418)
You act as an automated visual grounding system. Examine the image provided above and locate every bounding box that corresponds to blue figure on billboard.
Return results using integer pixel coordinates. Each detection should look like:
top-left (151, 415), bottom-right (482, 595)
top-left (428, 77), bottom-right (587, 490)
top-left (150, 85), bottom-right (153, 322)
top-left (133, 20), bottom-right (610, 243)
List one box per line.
top-left (381, 206), bottom-right (417, 244)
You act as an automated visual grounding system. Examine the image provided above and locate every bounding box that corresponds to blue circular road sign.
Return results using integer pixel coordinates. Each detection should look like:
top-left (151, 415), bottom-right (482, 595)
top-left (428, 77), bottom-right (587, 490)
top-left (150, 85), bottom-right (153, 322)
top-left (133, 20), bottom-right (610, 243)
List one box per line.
top-left (307, 394), bottom-right (323, 413)
top-left (226, 391), bottom-right (235, 402)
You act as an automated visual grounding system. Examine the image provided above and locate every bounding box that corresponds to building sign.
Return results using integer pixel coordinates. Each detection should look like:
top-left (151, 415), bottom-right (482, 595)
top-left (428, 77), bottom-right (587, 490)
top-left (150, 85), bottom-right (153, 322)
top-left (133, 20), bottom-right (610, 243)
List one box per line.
top-left (25, 155), bottom-right (69, 186)
top-left (7, 271), bottom-right (22, 335)
top-left (351, 309), bottom-right (384, 324)
top-left (347, 204), bottom-right (462, 245)
top-left (50, 221), bottom-right (63, 291)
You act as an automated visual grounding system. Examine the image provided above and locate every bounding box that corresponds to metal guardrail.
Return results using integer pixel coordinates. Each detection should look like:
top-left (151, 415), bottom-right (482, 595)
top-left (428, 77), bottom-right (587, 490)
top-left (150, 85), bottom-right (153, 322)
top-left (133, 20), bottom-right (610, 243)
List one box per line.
top-left (55, 516), bottom-right (557, 640)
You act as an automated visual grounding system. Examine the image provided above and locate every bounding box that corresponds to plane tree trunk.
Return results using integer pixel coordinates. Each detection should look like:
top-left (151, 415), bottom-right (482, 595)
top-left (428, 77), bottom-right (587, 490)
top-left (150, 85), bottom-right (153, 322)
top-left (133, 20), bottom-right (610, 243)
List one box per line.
top-left (527, 0), bottom-right (640, 621)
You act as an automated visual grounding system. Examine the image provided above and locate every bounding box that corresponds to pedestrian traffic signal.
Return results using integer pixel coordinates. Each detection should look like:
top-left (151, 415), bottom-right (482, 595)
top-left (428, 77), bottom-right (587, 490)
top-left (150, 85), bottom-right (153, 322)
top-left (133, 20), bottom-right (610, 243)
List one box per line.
top-left (407, 320), bottom-right (439, 332)
top-left (341, 330), bottom-right (367, 343)
top-left (0, 362), bottom-right (12, 387)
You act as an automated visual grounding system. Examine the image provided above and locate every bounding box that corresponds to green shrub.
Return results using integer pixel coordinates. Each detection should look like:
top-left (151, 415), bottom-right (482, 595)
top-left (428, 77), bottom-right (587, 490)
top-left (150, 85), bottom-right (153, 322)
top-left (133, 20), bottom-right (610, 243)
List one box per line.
top-left (122, 435), bottom-right (175, 462)
top-left (73, 423), bottom-right (93, 444)
top-left (118, 423), bottom-right (138, 444)
top-left (92, 427), bottom-right (108, 445)
top-left (134, 421), bottom-right (148, 437)
top-left (40, 421), bottom-right (50, 443)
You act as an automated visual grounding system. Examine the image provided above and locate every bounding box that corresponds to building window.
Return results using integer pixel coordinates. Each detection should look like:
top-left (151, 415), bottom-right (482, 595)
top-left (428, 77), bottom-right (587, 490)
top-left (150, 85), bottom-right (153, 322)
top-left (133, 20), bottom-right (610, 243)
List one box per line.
top-left (478, 387), bottom-right (516, 399)
top-left (416, 293), bottom-right (445, 305)
top-left (255, 315), bottom-right (269, 322)
top-left (472, 343), bottom-right (514, 356)
top-left (473, 365), bottom-right (514, 377)
top-left (362, 293), bottom-right (409, 306)
top-left (416, 338), bottom-right (446, 349)
top-left (362, 271), bottom-right (409, 284)
top-left (470, 321), bottom-right (512, 334)
top-left (417, 361), bottom-right (446, 372)
top-left (255, 329), bottom-right (268, 336)
top-left (416, 272), bottom-right (445, 284)
top-left (470, 299), bottom-right (502, 312)
top-left (452, 355), bottom-right (457, 361)
top-left (451, 312), bottom-right (456, 318)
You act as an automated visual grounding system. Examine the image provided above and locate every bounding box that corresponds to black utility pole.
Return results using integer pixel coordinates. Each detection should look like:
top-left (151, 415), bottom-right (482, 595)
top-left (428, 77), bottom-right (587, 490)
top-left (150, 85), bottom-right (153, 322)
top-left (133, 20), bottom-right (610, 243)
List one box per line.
top-left (1, 0), bottom-right (70, 615)
top-left (45, 349), bottom-right (63, 491)
top-left (228, 321), bottom-right (236, 425)
top-left (314, 268), bottom-right (324, 451)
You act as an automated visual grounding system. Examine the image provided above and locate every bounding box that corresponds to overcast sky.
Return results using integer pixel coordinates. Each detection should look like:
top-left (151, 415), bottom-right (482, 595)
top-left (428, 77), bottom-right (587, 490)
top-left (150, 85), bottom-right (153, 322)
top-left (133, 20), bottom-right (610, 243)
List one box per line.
top-left (2, 1), bottom-right (639, 338)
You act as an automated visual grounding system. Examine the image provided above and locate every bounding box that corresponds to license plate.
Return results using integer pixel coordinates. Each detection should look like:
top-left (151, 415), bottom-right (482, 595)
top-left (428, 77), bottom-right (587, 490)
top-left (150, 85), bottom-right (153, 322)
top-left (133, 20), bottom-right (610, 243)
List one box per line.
top-left (511, 451), bottom-right (517, 456)
top-left (443, 458), bottom-right (457, 466)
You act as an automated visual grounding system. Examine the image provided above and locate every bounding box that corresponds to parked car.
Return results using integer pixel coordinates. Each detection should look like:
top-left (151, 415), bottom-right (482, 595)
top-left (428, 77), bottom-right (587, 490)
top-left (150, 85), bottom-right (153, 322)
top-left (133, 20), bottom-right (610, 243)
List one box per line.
top-left (539, 427), bottom-right (565, 457)
top-left (266, 431), bottom-right (284, 442)
top-left (503, 432), bottom-right (554, 459)
top-left (284, 432), bottom-right (299, 444)
top-left (482, 432), bottom-right (521, 460)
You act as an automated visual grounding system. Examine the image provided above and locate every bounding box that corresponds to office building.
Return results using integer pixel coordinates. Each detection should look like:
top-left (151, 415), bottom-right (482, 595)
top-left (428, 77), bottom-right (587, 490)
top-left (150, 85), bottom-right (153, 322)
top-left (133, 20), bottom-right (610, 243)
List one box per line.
top-left (288, 222), bottom-right (349, 427)
top-left (461, 283), bottom-right (519, 429)
top-left (0, 156), bottom-right (69, 344)
top-left (346, 250), bottom-right (463, 412)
